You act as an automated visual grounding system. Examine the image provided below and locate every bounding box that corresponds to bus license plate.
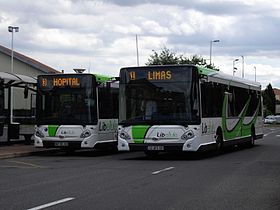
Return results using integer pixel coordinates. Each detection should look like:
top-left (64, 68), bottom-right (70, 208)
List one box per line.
top-left (147, 145), bottom-right (164, 151)
top-left (54, 142), bottom-right (68, 147)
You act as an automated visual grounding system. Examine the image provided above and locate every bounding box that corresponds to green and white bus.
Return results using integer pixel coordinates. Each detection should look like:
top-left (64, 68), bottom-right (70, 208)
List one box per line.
top-left (118, 65), bottom-right (263, 155)
top-left (35, 73), bottom-right (119, 150)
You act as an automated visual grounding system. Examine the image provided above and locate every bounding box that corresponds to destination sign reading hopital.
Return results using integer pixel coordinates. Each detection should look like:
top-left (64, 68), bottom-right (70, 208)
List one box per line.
top-left (41, 77), bottom-right (80, 87)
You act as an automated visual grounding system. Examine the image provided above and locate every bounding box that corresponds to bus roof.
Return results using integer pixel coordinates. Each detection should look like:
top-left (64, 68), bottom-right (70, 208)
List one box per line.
top-left (93, 74), bottom-right (114, 83)
top-left (120, 65), bottom-right (261, 89)
top-left (196, 66), bottom-right (261, 89)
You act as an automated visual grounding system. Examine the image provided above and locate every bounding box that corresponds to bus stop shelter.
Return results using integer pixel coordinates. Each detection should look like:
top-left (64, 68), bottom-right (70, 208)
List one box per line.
top-left (0, 72), bottom-right (36, 143)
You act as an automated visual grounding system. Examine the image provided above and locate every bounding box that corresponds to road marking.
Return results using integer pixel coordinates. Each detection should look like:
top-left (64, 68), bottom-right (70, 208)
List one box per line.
top-left (27, 197), bottom-right (75, 210)
top-left (0, 165), bottom-right (31, 169)
top-left (276, 135), bottom-right (280, 137)
top-left (6, 160), bottom-right (46, 168)
top-left (152, 167), bottom-right (174, 175)
top-left (264, 130), bottom-right (279, 137)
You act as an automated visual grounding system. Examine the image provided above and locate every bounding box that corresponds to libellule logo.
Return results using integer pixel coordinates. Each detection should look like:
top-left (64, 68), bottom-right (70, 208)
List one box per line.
top-left (156, 131), bottom-right (178, 138)
top-left (60, 130), bottom-right (74, 135)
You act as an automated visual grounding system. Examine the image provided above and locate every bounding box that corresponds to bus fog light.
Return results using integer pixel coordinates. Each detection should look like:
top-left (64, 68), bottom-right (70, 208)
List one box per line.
top-left (187, 143), bottom-right (191, 148)
top-left (80, 129), bottom-right (91, 138)
top-left (119, 131), bottom-right (131, 140)
top-left (181, 130), bottom-right (194, 140)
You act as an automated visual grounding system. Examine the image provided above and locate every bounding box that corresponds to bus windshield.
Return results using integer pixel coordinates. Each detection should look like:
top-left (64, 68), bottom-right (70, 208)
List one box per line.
top-left (119, 66), bottom-right (200, 126)
top-left (36, 74), bottom-right (97, 125)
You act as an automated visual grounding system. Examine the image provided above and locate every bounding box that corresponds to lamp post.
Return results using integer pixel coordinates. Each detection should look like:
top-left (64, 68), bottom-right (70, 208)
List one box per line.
top-left (233, 58), bottom-right (239, 76)
top-left (210, 39), bottom-right (220, 65)
top-left (8, 26), bottom-right (19, 124)
top-left (136, 34), bottom-right (139, 66)
top-left (254, 66), bottom-right (256, 82)
top-left (241, 55), bottom-right (244, 78)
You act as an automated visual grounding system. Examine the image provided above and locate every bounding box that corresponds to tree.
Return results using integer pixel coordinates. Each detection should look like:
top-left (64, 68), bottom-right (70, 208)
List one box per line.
top-left (262, 83), bottom-right (276, 116)
top-left (146, 47), bottom-right (218, 70)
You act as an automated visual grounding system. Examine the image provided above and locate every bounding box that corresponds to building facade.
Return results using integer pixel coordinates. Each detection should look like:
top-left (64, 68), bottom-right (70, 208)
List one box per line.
top-left (0, 44), bottom-right (60, 121)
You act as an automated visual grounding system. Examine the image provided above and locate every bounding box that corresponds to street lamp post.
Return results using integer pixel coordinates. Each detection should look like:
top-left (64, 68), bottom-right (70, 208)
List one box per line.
top-left (254, 66), bottom-right (256, 82)
top-left (241, 55), bottom-right (244, 78)
top-left (233, 58), bottom-right (239, 76)
top-left (210, 39), bottom-right (220, 65)
top-left (8, 26), bottom-right (19, 124)
top-left (136, 34), bottom-right (139, 66)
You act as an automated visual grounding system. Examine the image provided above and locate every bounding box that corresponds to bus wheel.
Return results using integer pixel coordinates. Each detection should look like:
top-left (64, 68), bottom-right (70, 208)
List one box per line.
top-left (215, 133), bottom-right (223, 153)
top-left (144, 151), bottom-right (159, 158)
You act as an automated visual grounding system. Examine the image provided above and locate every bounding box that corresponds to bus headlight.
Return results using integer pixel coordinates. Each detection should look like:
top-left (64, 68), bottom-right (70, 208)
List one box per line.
top-left (119, 131), bottom-right (131, 140)
top-left (181, 130), bottom-right (194, 140)
top-left (80, 129), bottom-right (91, 138)
top-left (35, 130), bottom-right (45, 138)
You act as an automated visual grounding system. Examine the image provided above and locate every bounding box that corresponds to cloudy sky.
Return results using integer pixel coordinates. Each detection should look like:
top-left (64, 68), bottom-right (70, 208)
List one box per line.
top-left (0, 0), bottom-right (280, 88)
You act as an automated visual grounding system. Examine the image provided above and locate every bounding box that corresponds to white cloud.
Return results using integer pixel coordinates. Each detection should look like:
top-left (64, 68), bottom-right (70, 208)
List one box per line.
top-left (111, 25), bottom-right (141, 34)
top-left (141, 20), bottom-right (170, 35)
top-left (36, 29), bottom-right (103, 50)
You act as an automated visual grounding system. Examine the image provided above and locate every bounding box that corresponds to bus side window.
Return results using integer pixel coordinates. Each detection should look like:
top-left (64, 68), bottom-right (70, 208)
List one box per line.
top-left (111, 87), bottom-right (119, 118)
top-left (213, 83), bottom-right (224, 117)
top-left (201, 82), bottom-right (211, 118)
top-left (201, 82), bottom-right (224, 118)
top-left (227, 87), bottom-right (237, 117)
top-left (98, 85), bottom-right (118, 119)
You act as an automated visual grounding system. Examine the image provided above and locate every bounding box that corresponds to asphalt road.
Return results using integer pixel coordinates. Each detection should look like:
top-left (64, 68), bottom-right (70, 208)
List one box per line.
top-left (1, 126), bottom-right (280, 210)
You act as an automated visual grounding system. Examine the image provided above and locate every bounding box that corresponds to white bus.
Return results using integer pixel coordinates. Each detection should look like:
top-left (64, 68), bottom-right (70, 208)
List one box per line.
top-left (118, 65), bottom-right (263, 155)
top-left (34, 73), bottom-right (119, 151)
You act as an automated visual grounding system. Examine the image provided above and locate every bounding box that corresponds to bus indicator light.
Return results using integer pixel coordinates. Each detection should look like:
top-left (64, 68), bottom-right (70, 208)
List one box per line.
top-left (42, 78), bottom-right (47, 87)
top-left (129, 71), bottom-right (136, 80)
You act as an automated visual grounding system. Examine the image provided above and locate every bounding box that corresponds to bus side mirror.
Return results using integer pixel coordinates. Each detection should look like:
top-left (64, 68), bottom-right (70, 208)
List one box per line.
top-left (24, 85), bottom-right (28, 99)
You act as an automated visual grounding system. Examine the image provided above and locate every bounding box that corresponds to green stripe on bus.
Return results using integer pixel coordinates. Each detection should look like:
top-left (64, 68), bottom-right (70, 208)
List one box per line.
top-left (132, 125), bottom-right (150, 143)
top-left (48, 125), bottom-right (59, 137)
top-left (221, 93), bottom-right (259, 140)
top-left (241, 102), bottom-right (260, 136)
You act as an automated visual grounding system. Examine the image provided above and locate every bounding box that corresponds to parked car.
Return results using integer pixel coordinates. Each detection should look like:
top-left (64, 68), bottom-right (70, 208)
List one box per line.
top-left (274, 115), bottom-right (280, 123)
top-left (264, 115), bottom-right (277, 124)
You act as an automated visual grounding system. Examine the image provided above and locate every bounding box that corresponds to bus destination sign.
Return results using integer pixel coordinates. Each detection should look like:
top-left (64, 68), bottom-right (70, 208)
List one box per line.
top-left (129, 70), bottom-right (172, 81)
top-left (40, 77), bottom-right (81, 88)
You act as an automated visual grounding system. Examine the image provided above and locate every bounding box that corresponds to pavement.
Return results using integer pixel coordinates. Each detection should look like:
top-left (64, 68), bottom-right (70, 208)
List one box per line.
top-left (0, 125), bottom-right (54, 159)
top-left (0, 143), bottom-right (55, 159)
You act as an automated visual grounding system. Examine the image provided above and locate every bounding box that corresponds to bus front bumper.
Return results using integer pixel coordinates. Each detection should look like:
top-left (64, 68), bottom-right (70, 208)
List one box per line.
top-left (118, 138), bottom-right (201, 152)
top-left (118, 140), bottom-right (199, 152)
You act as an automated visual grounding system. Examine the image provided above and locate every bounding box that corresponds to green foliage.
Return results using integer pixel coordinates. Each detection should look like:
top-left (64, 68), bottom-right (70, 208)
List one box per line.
top-left (146, 47), bottom-right (218, 70)
top-left (262, 83), bottom-right (276, 115)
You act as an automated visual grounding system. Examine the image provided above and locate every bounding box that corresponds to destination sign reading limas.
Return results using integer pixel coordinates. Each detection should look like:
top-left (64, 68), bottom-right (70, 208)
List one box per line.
top-left (129, 70), bottom-right (172, 81)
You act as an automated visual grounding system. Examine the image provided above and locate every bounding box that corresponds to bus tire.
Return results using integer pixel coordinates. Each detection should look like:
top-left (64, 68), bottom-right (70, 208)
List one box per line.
top-left (215, 131), bottom-right (223, 153)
